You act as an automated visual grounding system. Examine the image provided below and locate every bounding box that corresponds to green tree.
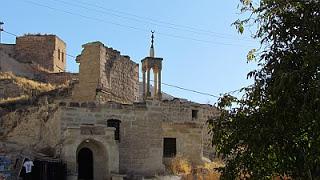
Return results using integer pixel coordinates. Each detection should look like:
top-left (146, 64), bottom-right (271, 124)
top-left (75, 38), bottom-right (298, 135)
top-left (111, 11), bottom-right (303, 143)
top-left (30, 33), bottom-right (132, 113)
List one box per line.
top-left (209, 0), bottom-right (320, 179)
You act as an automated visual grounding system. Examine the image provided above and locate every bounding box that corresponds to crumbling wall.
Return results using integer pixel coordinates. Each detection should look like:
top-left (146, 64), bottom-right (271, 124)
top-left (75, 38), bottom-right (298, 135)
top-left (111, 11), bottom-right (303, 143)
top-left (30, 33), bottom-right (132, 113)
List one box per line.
top-left (73, 42), bottom-right (139, 104)
top-left (73, 42), bottom-right (105, 101)
top-left (99, 51), bottom-right (139, 104)
top-left (35, 72), bottom-right (78, 85)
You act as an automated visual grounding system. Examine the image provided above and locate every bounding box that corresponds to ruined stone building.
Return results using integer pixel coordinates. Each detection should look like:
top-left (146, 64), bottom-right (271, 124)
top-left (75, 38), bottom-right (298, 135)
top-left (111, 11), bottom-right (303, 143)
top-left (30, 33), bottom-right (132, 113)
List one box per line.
top-left (0, 34), bottom-right (218, 180)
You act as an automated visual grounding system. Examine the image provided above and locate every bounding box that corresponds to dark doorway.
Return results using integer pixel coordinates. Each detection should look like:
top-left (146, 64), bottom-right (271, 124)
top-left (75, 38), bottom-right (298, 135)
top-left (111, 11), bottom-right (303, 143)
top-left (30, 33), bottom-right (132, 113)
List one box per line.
top-left (78, 148), bottom-right (93, 180)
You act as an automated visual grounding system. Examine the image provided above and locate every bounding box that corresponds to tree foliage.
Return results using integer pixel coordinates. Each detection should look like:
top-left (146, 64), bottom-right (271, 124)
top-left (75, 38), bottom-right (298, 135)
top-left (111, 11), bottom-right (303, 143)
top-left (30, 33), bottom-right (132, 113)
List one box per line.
top-left (209, 0), bottom-right (320, 179)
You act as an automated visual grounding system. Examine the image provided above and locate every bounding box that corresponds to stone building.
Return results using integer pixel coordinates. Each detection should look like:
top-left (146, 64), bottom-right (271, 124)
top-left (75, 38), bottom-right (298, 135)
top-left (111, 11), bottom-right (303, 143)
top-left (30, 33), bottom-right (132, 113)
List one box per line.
top-left (0, 34), bottom-right (66, 73)
top-left (15, 34), bottom-right (66, 72)
top-left (0, 33), bottom-right (218, 180)
top-left (0, 34), bottom-right (76, 87)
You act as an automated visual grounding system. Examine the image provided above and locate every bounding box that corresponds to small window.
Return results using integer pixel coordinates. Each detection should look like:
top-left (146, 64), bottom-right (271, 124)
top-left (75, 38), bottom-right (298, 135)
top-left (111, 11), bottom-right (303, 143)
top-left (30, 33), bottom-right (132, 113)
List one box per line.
top-left (58, 49), bottom-right (60, 60)
top-left (163, 138), bottom-right (176, 157)
top-left (61, 52), bottom-right (64, 62)
top-left (107, 119), bottom-right (121, 141)
top-left (192, 109), bottom-right (198, 119)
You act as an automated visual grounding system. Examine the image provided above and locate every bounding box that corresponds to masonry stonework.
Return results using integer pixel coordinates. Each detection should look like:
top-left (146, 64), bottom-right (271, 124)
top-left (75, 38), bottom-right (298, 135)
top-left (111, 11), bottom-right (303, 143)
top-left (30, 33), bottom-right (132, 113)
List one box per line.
top-left (15, 35), bottom-right (66, 72)
top-left (0, 35), bottom-right (219, 180)
top-left (73, 42), bottom-right (139, 104)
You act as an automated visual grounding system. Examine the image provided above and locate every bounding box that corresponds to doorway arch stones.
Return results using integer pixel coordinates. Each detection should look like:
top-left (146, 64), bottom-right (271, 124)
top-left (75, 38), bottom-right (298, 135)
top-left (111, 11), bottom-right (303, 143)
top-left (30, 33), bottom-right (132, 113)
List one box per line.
top-left (61, 125), bottom-right (119, 180)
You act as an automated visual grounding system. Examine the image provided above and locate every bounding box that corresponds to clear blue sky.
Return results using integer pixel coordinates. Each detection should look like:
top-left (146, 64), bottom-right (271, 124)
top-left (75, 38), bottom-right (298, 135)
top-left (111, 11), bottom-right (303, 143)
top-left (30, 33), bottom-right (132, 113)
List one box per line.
top-left (1, 0), bottom-right (259, 104)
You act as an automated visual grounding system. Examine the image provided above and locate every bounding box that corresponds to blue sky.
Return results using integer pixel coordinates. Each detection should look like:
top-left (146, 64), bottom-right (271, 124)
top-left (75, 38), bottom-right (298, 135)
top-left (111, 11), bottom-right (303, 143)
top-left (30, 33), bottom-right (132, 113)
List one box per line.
top-left (1, 0), bottom-right (259, 104)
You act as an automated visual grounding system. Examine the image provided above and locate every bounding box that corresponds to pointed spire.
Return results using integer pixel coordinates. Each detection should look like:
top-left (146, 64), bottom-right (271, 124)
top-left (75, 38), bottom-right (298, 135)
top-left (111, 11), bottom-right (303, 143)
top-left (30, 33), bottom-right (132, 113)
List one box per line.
top-left (149, 30), bottom-right (155, 57)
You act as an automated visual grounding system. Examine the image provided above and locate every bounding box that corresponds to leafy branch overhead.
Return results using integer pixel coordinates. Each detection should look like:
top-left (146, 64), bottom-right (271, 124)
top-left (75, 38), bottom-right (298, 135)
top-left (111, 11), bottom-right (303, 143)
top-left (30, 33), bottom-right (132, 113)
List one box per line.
top-left (209, 0), bottom-right (320, 179)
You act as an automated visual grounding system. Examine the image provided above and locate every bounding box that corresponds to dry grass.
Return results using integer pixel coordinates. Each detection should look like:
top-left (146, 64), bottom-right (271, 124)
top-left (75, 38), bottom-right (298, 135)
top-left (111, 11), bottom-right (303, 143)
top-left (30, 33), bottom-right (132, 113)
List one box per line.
top-left (201, 160), bottom-right (225, 171)
top-left (167, 155), bottom-right (224, 180)
top-left (168, 155), bottom-right (192, 175)
top-left (0, 72), bottom-right (68, 104)
top-left (190, 160), bottom-right (224, 180)
top-left (0, 72), bottom-right (57, 92)
top-left (0, 95), bottom-right (29, 104)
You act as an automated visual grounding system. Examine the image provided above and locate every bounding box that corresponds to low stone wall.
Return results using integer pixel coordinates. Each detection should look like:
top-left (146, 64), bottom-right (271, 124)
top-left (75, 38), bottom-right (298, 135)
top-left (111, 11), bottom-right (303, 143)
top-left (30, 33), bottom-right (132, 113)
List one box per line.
top-left (35, 72), bottom-right (78, 85)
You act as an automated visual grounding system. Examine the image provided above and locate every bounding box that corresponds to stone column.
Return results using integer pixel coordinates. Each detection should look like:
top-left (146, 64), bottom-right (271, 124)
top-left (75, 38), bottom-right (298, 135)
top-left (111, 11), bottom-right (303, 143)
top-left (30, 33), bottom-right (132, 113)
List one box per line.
top-left (142, 70), bottom-right (146, 98)
top-left (157, 70), bottom-right (162, 99)
top-left (146, 68), bottom-right (151, 97)
top-left (153, 69), bottom-right (158, 98)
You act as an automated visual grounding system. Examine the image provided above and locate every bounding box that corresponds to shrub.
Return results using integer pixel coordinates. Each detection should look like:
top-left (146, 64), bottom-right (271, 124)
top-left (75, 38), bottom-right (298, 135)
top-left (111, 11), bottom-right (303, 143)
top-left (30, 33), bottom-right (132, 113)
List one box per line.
top-left (169, 155), bottom-right (192, 175)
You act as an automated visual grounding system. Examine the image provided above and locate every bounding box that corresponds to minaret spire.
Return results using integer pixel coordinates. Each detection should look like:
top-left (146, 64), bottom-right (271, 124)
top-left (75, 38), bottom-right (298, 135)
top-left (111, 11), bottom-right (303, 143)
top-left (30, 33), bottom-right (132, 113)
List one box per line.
top-left (142, 30), bottom-right (163, 101)
top-left (149, 30), bottom-right (155, 57)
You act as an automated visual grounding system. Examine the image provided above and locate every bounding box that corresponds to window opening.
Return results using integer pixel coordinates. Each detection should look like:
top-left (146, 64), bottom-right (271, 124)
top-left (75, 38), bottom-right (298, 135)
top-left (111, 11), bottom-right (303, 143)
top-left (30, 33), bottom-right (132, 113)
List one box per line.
top-left (107, 119), bottom-right (121, 141)
top-left (163, 138), bottom-right (176, 157)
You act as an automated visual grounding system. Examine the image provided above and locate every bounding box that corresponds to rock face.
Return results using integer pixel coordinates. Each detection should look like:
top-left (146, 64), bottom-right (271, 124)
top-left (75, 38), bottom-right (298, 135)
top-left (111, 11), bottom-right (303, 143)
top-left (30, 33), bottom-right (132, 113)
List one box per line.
top-left (1, 103), bottom-right (61, 152)
top-left (0, 38), bottom-right (219, 180)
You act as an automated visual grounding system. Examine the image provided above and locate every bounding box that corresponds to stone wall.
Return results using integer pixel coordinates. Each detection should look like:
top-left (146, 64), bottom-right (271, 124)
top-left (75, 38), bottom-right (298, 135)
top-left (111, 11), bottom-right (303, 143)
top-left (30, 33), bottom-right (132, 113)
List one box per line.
top-left (0, 96), bottom-right (218, 178)
top-left (73, 42), bottom-right (104, 101)
top-left (15, 35), bottom-right (66, 72)
top-left (162, 122), bottom-right (203, 163)
top-left (59, 102), bottom-right (164, 176)
top-left (61, 126), bottom-right (119, 180)
top-left (100, 52), bottom-right (139, 104)
top-left (0, 44), bottom-right (15, 56)
top-left (35, 72), bottom-right (78, 85)
top-left (73, 42), bottom-right (139, 104)
top-left (59, 99), bottom-right (218, 176)
top-left (53, 36), bottom-right (66, 72)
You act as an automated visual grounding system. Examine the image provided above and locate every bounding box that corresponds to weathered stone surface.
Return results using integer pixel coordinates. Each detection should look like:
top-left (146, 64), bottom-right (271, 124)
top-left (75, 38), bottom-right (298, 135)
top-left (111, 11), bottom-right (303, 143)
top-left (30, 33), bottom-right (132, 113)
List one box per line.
top-left (73, 42), bottom-right (139, 104)
top-left (0, 104), bottom-right (61, 155)
top-left (0, 37), bottom-right (220, 180)
top-left (15, 34), bottom-right (66, 72)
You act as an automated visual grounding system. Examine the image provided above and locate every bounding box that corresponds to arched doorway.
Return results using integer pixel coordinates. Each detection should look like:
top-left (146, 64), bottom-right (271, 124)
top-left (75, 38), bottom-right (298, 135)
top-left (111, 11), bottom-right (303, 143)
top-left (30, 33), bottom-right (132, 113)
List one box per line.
top-left (78, 147), bottom-right (93, 180)
top-left (76, 139), bottom-right (109, 180)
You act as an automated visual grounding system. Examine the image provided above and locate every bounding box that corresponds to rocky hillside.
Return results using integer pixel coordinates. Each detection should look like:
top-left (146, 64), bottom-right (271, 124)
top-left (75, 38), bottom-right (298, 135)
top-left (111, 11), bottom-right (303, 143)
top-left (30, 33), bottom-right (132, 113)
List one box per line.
top-left (0, 72), bottom-right (73, 117)
top-left (0, 72), bottom-right (73, 157)
top-left (0, 72), bottom-right (60, 104)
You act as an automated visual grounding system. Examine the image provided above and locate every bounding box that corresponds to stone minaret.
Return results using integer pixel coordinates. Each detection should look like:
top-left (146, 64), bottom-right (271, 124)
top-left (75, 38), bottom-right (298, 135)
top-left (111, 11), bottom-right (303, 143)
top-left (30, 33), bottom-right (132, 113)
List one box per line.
top-left (141, 31), bottom-right (163, 100)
